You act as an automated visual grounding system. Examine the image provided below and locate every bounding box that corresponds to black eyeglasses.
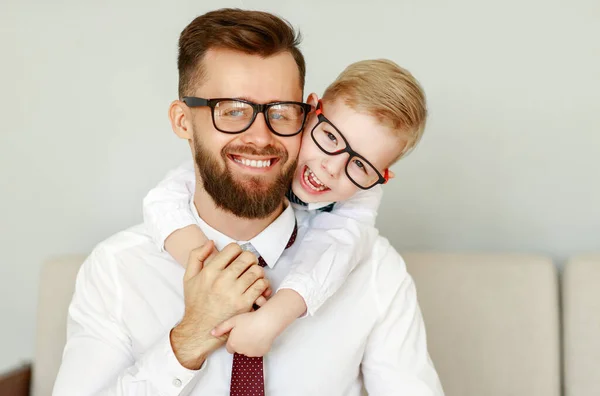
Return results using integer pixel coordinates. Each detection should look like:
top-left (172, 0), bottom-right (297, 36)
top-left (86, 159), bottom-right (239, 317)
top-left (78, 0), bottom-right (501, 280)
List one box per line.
top-left (182, 97), bottom-right (312, 137)
top-left (311, 101), bottom-right (389, 190)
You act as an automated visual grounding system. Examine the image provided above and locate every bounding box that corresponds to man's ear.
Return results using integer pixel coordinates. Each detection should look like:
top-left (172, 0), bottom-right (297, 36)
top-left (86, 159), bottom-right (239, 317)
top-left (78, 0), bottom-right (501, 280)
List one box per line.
top-left (169, 100), bottom-right (193, 140)
top-left (307, 92), bottom-right (320, 110)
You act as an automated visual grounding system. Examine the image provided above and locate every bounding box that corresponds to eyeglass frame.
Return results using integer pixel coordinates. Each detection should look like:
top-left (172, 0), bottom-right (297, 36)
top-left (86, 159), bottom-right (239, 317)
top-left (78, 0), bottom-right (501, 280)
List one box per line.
top-left (181, 96), bottom-right (313, 137)
top-left (310, 101), bottom-right (390, 190)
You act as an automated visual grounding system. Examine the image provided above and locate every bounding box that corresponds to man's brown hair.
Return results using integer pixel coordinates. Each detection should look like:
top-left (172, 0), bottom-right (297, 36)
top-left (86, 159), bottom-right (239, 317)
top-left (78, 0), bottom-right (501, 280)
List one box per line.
top-left (178, 8), bottom-right (306, 98)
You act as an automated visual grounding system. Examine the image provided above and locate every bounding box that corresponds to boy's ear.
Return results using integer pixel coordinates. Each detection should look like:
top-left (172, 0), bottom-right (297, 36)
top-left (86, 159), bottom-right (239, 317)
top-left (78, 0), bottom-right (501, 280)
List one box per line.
top-left (384, 169), bottom-right (396, 183)
top-left (307, 92), bottom-right (320, 110)
top-left (169, 100), bottom-right (193, 140)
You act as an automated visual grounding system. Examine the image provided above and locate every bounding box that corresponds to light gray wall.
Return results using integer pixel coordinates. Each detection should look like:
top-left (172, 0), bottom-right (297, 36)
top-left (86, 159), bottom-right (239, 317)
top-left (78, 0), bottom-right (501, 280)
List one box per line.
top-left (1, 0), bottom-right (598, 372)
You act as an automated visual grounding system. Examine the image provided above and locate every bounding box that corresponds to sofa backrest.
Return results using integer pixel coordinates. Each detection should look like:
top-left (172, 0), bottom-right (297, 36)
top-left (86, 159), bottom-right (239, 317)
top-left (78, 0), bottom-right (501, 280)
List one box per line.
top-left (403, 253), bottom-right (561, 396)
top-left (563, 254), bottom-right (600, 396)
top-left (33, 252), bottom-right (565, 396)
top-left (33, 255), bottom-right (85, 396)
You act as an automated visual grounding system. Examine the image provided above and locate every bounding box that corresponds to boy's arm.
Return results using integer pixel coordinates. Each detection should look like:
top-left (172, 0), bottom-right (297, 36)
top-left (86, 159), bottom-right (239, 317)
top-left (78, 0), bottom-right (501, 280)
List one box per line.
top-left (143, 161), bottom-right (210, 266)
top-left (280, 186), bottom-right (383, 315)
top-left (211, 187), bottom-right (383, 355)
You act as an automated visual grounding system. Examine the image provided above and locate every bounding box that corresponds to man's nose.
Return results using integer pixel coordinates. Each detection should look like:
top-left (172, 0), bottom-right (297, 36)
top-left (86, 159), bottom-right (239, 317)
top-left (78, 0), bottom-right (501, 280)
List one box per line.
top-left (321, 154), bottom-right (347, 179)
top-left (239, 113), bottom-right (275, 148)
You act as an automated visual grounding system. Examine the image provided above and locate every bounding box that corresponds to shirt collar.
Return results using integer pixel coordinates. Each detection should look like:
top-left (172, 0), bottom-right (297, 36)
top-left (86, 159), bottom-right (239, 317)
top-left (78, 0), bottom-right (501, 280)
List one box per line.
top-left (291, 201), bottom-right (335, 211)
top-left (189, 199), bottom-right (296, 269)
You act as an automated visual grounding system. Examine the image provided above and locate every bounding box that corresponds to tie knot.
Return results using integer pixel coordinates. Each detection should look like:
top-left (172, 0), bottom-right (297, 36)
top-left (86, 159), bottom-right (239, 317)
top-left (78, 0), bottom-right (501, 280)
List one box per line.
top-left (239, 243), bottom-right (267, 267)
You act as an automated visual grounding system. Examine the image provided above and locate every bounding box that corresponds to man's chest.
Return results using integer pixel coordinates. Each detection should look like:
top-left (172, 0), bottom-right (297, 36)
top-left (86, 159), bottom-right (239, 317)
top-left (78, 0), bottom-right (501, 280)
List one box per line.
top-left (120, 255), bottom-right (377, 395)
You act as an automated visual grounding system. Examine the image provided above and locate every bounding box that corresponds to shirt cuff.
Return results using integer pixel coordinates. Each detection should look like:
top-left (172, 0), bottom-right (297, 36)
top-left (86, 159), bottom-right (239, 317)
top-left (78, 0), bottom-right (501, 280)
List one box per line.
top-left (137, 331), bottom-right (206, 396)
top-left (154, 209), bottom-right (198, 252)
top-left (277, 276), bottom-right (323, 317)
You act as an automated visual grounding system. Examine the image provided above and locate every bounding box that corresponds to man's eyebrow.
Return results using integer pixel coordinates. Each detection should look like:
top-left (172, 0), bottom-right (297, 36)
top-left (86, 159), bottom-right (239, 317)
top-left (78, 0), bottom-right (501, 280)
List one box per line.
top-left (232, 96), bottom-right (299, 104)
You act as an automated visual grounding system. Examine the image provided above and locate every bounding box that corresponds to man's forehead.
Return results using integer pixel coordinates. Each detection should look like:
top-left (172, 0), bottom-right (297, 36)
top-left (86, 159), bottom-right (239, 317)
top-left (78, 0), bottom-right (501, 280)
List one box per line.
top-left (197, 48), bottom-right (303, 101)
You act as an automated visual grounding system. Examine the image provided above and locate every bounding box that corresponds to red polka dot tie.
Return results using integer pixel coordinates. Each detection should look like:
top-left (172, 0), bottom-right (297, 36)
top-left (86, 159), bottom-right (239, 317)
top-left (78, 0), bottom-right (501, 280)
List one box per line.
top-left (229, 222), bottom-right (297, 396)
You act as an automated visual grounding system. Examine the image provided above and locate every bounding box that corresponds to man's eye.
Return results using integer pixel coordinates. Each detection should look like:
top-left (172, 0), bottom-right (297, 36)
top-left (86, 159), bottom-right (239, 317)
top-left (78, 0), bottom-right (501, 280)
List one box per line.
top-left (224, 110), bottom-right (245, 117)
top-left (270, 113), bottom-right (288, 121)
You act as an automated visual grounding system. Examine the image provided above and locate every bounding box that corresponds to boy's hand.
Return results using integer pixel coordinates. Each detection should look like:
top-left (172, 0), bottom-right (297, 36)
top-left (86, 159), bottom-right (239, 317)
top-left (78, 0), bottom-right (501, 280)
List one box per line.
top-left (211, 309), bottom-right (280, 357)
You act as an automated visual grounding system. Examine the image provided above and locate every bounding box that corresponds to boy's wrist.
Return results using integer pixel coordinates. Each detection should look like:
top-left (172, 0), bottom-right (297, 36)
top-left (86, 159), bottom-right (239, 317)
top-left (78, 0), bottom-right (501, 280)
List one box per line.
top-left (261, 288), bottom-right (308, 334)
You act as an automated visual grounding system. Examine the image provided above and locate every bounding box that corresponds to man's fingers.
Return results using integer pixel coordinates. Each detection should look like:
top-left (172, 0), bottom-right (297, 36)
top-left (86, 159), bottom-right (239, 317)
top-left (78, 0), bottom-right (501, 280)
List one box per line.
top-left (211, 317), bottom-right (236, 338)
top-left (235, 264), bottom-right (264, 294)
top-left (225, 251), bottom-right (259, 280)
top-left (244, 278), bottom-right (270, 307)
top-left (204, 243), bottom-right (244, 271)
top-left (254, 295), bottom-right (267, 307)
top-left (206, 246), bottom-right (219, 262)
top-left (184, 241), bottom-right (215, 282)
top-left (226, 339), bottom-right (235, 354)
top-left (254, 286), bottom-right (272, 307)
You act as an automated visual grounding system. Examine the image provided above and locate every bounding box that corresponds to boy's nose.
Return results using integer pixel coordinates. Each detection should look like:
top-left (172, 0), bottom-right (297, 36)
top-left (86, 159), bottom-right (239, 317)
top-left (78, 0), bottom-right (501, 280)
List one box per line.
top-left (321, 155), bottom-right (347, 179)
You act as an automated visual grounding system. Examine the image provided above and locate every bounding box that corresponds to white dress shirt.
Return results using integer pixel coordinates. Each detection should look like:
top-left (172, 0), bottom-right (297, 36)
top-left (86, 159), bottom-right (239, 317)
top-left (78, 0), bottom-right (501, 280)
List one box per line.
top-left (54, 203), bottom-right (443, 396)
top-left (143, 161), bottom-right (383, 315)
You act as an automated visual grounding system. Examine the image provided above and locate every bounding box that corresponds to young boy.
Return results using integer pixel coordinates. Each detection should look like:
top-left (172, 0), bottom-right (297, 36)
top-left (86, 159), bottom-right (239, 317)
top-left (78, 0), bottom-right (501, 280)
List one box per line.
top-left (143, 59), bottom-right (427, 357)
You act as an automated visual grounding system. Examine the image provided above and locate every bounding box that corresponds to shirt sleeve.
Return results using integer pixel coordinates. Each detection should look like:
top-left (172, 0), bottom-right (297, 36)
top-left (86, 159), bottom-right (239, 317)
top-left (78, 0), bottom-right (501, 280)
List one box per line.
top-left (361, 242), bottom-right (445, 396)
top-left (278, 186), bottom-right (383, 315)
top-left (142, 161), bottom-right (197, 251)
top-left (52, 248), bottom-right (206, 396)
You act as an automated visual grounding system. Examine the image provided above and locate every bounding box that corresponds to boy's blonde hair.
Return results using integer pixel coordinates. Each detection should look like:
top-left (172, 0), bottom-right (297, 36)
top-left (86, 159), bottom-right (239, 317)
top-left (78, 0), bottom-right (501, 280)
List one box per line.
top-left (322, 59), bottom-right (427, 162)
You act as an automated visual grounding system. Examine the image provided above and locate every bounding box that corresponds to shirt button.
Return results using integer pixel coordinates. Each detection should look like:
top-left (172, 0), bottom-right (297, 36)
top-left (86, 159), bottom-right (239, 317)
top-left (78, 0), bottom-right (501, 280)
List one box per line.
top-left (172, 378), bottom-right (182, 387)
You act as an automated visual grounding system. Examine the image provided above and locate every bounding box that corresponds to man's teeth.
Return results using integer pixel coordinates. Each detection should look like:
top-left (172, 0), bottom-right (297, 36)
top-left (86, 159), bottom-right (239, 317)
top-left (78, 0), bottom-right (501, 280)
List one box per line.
top-left (234, 157), bottom-right (272, 168)
top-left (304, 167), bottom-right (328, 191)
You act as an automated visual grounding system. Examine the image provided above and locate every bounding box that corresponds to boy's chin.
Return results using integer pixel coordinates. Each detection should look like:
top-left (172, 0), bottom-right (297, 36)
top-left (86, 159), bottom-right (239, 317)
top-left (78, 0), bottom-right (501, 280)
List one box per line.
top-left (291, 181), bottom-right (333, 204)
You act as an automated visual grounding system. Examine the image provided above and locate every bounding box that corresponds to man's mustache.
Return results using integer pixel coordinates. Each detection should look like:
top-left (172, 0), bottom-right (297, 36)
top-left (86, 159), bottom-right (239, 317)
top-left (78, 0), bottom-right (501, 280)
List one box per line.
top-left (223, 145), bottom-right (287, 158)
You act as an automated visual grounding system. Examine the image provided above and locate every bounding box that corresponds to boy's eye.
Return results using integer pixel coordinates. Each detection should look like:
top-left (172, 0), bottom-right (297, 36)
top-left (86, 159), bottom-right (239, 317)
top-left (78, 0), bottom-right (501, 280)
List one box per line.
top-left (353, 159), bottom-right (365, 170)
top-left (325, 131), bottom-right (338, 143)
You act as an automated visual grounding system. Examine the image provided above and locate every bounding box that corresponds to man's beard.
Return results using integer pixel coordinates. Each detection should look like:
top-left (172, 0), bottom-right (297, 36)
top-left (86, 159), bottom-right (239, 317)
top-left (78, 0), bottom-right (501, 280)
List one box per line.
top-left (194, 138), bottom-right (296, 219)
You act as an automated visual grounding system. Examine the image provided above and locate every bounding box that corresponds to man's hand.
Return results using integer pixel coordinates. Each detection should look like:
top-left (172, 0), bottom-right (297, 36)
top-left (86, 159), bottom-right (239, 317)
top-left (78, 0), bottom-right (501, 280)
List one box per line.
top-left (170, 241), bottom-right (270, 369)
top-left (211, 309), bottom-right (280, 357)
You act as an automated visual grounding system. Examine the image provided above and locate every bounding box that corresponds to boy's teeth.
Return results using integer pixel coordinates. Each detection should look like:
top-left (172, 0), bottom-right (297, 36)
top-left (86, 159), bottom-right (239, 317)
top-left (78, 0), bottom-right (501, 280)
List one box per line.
top-left (235, 157), bottom-right (271, 168)
top-left (303, 166), bottom-right (328, 191)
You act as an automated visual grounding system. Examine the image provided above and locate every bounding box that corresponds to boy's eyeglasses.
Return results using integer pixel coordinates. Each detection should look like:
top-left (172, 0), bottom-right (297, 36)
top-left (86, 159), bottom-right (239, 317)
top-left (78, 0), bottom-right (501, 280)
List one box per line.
top-left (311, 101), bottom-right (390, 190)
top-left (182, 97), bottom-right (312, 137)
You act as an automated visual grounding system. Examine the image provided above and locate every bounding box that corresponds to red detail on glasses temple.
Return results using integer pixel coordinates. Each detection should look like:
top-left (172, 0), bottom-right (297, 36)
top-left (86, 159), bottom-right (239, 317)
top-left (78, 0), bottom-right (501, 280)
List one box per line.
top-left (315, 100), bottom-right (323, 116)
top-left (383, 169), bottom-right (390, 183)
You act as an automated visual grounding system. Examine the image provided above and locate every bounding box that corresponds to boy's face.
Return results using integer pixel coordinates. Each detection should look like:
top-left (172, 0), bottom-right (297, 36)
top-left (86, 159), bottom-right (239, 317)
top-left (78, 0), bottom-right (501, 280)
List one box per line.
top-left (292, 98), bottom-right (401, 203)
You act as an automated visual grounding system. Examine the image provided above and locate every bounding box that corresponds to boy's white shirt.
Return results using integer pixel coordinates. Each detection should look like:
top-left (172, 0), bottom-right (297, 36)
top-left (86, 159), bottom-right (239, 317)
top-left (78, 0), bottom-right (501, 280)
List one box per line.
top-left (143, 161), bottom-right (382, 315)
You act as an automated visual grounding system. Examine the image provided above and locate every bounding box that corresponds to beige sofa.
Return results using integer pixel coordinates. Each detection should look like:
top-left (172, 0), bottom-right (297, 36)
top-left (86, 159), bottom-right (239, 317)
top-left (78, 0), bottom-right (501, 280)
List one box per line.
top-left (1, 253), bottom-right (598, 396)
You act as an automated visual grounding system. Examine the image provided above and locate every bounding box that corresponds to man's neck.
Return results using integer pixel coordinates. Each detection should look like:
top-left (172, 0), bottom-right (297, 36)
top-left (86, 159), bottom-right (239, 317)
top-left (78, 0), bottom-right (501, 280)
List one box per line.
top-left (193, 184), bottom-right (284, 242)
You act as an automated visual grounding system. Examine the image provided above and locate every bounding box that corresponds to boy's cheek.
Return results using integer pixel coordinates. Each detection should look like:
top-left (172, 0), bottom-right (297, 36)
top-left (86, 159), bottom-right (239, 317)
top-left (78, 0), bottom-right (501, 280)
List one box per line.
top-left (328, 183), bottom-right (360, 202)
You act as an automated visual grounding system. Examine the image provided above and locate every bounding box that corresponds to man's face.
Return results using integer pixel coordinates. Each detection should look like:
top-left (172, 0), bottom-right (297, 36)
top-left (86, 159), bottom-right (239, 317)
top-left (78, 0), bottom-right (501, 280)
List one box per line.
top-left (189, 49), bottom-right (303, 218)
top-left (292, 99), bottom-right (401, 203)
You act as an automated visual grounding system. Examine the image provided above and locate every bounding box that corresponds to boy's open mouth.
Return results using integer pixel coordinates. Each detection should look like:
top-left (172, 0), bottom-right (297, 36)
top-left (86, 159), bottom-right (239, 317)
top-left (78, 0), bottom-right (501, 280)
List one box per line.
top-left (302, 165), bottom-right (330, 193)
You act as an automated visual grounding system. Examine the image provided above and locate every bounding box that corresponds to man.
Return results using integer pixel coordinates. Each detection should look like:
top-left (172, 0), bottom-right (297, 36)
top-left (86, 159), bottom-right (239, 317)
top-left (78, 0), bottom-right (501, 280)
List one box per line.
top-left (53, 8), bottom-right (443, 396)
